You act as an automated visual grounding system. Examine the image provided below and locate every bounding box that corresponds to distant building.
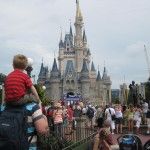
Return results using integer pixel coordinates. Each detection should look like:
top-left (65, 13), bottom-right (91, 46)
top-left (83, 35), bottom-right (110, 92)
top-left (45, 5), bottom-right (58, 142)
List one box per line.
top-left (119, 83), bottom-right (128, 105)
top-left (37, 1), bottom-right (112, 105)
top-left (111, 89), bottom-right (120, 103)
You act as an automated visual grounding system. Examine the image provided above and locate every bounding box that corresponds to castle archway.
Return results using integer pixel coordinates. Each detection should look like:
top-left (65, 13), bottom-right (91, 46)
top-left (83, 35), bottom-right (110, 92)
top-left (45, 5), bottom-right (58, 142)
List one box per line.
top-left (67, 91), bottom-right (74, 98)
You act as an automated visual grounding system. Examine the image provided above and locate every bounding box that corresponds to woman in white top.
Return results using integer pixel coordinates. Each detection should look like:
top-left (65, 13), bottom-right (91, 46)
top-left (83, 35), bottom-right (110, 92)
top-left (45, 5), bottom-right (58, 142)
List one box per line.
top-left (105, 106), bottom-right (116, 134)
top-left (115, 104), bottom-right (123, 134)
top-left (133, 105), bottom-right (142, 134)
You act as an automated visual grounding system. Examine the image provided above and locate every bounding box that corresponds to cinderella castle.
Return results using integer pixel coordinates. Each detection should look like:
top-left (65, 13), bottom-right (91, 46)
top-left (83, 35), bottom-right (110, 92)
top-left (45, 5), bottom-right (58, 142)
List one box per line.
top-left (37, 0), bottom-right (112, 105)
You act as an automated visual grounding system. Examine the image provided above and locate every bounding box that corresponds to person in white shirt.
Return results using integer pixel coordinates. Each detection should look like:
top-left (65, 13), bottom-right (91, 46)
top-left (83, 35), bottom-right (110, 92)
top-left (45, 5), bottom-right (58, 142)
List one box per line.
top-left (133, 105), bottom-right (142, 134)
top-left (115, 104), bottom-right (123, 134)
top-left (142, 100), bottom-right (149, 124)
top-left (105, 105), bottom-right (115, 134)
top-left (146, 105), bottom-right (150, 134)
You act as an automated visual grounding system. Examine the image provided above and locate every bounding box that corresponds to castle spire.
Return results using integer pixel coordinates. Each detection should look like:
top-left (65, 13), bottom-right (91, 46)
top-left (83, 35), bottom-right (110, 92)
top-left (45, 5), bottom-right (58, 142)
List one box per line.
top-left (81, 59), bottom-right (89, 72)
top-left (74, 0), bottom-right (83, 47)
top-left (59, 27), bottom-right (64, 48)
top-left (51, 58), bottom-right (59, 72)
top-left (76, 0), bottom-right (83, 21)
top-left (102, 66), bottom-right (107, 80)
top-left (70, 21), bottom-right (73, 36)
top-left (83, 29), bottom-right (87, 43)
top-left (91, 61), bottom-right (96, 72)
top-left (60, 27), bottom-right (62, 41)
top-left (96, 70), bottom-right (101, 81)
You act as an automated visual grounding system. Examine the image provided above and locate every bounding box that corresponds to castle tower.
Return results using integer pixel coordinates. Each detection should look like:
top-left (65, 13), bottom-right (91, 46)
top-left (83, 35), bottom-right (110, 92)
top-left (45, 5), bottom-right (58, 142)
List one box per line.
top-left (58, 29), bottom-right (64, 75)
top-left (80, 59), bottom-right (90, 100)
top-left (74, 0), bottom-right (84, 73)
top-left (90, 61), bottom-right (96, 92)
top-left (49, 58), bottom-right (60, 100)
top-left (58, 24), bottom-right (75, 76)
top-left (37, 59), bottom-right (49, 85)
top-left (102, 67), bottom-right (112, 104)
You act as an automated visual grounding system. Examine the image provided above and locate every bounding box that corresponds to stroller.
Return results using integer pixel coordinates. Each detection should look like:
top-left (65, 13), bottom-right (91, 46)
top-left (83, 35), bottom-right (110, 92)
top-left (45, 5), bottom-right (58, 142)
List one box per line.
top-left (117, 134), bottom-right (143, 150)
top-left (143, 140), bottom-right (150, 150)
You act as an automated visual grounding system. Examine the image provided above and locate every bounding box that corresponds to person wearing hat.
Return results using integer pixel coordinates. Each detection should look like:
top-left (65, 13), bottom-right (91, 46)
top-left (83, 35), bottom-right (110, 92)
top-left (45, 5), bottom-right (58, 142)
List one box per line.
top-left (53, 103), bottom-right (63, 137)
top-left (93, 120), bottom-right (119, 150)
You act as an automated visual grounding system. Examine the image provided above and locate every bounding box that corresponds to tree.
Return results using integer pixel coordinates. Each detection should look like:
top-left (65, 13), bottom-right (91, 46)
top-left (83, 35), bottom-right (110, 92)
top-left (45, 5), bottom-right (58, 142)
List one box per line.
top-left (34, 84), bottom-right (51, 106)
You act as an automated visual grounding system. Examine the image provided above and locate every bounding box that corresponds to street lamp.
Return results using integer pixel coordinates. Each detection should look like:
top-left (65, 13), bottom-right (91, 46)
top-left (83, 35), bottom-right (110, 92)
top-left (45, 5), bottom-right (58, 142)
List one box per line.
top-left (42, 86), bottom-right (46, 91)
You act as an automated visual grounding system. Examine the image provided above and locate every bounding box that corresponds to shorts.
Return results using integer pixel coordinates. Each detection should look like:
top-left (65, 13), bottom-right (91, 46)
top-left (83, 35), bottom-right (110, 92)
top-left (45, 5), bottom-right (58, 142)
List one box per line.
top-left (115, 118), bottom-right (123, 124)
top-left (128, 115), bottom-right (134, 120)
top-left (135, 118), bottom-right (141, 128)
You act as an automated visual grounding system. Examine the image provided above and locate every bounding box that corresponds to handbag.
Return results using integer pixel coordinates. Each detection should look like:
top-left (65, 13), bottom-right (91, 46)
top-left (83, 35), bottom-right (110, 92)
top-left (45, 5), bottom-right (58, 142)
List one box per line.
top-left (109, 109), bottom-right (116, 121)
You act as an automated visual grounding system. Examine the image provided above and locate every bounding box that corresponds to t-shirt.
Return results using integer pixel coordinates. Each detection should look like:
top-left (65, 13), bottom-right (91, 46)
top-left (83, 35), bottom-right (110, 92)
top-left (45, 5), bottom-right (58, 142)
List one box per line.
top-left (134, 110), bottom-right (142, 121)
top-left (4, 69), bottom-right (32, 101)
top-left (53, 109), bottom-right (63, 124)
top-left (105, 108), bottom-right (115, 120)
top-left (142, 102), bottom-right (148, 113)
top-left (26, 103), bottom-right (44, 150)
top-left (115, 109), bottom-right (123, 118)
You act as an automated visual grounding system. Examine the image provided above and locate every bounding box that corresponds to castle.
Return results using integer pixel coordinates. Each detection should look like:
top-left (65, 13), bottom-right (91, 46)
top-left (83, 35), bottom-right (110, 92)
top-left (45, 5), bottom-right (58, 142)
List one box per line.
top-left (37, 0), bottom-right (112, 105)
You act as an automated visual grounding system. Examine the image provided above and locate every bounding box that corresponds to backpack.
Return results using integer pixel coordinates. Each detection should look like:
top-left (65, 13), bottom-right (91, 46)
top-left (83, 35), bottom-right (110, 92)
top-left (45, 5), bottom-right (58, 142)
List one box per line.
top-left (0, 105), bottom-right (32, 150)
top-left (86, 107), bottom-right (94, 119)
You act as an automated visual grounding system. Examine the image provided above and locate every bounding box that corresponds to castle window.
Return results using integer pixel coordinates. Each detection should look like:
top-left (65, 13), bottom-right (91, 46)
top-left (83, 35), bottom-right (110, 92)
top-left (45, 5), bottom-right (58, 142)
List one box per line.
top-left (67, 48), bottom-right (69, 51)
top-left (71, 80), bottom-right (74, 84)
top-left (66, 80), bottom-right (70, 84)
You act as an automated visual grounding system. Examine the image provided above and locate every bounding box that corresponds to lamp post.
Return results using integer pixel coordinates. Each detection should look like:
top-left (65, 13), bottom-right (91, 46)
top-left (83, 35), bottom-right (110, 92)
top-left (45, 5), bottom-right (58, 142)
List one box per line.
top-left (42, 86), bottom-right (46, 91)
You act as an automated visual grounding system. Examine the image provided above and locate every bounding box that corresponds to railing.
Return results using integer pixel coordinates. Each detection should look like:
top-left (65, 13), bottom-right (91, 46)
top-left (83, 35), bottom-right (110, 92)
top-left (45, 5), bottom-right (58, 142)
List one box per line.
top-left (38, 126), bottom-right (97, 150)
top-left (62, 129), bottom-right (96, 150)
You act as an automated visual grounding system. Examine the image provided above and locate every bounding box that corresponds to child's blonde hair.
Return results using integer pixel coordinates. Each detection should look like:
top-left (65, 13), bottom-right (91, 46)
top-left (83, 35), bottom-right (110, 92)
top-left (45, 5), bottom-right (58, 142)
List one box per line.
top-left (13, 54), bottom-right (28, 70)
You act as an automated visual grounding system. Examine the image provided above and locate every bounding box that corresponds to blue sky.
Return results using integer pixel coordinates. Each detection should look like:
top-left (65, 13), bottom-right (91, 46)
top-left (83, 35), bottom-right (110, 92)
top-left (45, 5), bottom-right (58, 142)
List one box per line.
top-left (0, 0), bottom-right (150, 89)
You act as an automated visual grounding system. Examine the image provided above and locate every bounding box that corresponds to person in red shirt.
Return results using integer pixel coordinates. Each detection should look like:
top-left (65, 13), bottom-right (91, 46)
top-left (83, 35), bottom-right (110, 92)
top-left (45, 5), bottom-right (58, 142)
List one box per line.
top-left (67, 105), bottom-right (74, 122)
top-left (65, 105), bottom-right (74, 134)
top-left (4, 54), bottom-right (40, 105)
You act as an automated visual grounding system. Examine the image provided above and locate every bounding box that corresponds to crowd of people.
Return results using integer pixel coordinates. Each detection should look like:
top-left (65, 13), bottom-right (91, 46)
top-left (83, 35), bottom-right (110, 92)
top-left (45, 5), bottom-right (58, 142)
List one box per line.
top-left (41, 100), bottom-right (150, 150)
top-left (42, 99), bottom-right (150, 136)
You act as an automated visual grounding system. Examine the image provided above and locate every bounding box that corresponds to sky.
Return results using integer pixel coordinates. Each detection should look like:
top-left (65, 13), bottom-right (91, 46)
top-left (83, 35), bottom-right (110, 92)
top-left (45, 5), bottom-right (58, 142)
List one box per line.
top-left (0, 0), bottom-right (150, 89)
